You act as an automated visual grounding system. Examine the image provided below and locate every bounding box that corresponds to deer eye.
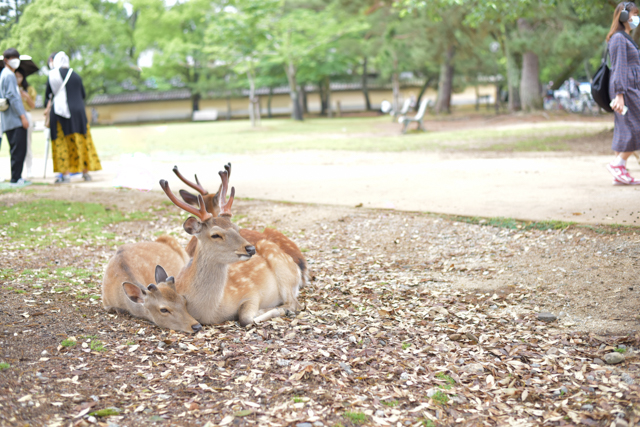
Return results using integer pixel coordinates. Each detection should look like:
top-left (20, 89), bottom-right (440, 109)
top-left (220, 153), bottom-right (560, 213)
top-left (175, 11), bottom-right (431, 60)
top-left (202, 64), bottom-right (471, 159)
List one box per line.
top-left (211, 234), bottom-right (223, 239)
top-left (160, 308), bottom-right (170, 314)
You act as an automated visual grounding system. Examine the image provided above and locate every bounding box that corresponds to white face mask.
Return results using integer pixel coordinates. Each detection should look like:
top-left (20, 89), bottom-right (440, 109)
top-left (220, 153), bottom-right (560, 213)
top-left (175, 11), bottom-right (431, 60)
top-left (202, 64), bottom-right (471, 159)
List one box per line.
top-left (7, 58), bottom-right (20, 70)
top-left (630, 15), bottom-right (640, 30)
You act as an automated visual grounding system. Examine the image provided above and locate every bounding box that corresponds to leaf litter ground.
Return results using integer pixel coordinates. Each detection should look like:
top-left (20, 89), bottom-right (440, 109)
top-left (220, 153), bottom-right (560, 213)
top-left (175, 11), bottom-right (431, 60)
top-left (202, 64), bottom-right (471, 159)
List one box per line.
top-left (0, 187), bottom-right (639, 427)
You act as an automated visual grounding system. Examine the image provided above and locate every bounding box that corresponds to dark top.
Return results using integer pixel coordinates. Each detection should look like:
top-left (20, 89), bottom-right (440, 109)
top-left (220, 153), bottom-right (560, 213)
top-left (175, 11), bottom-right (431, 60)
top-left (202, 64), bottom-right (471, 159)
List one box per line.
top-left (45, 68), bottom-right (88, 140)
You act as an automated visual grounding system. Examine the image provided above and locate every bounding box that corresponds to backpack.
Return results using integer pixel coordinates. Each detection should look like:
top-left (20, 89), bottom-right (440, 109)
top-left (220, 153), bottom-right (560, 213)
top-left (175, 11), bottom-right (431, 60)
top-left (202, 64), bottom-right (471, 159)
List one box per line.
top-left (591, 44), bottom-right (613, 113)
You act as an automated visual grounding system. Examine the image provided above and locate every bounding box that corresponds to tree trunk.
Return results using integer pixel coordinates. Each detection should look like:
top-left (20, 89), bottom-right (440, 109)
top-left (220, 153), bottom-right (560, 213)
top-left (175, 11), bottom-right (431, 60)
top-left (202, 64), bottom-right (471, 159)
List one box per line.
top-left (226, 94), bottom-right (231, 121)
top-left (319, 79), bottom-right (326, 115)
top-left (247, 71), bottom-right (256, 127)
top-left (520, 51), bottom-right (542, 111)
top-left (416, 77), bottom-right (434, 107)
top-left (191, 92), bottom-right (200, 113)
top-left (518, 19), bottom-right (542, 112)
top-left (268, 87), bottom-right (273, 118)
top-left (503, 31), bottom-right (521, 112)
top-left (435, 45), bottom-right (455, 114)
top-left (285, 61), bottom-right (303, 121)
top-left (301, 84), bottom-right (309, 114)
top-left (325, 76), bottom-right (332, 118)
top-left (392, 52), bottom-right (400, 117)
top-left (362, 57), bottom-right (372, 111)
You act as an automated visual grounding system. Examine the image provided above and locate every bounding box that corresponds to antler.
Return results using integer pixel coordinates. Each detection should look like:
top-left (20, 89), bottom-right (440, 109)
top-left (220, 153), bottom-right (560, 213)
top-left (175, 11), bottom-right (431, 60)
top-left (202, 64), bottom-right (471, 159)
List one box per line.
top-left (224, 163), bottom-right (231, 179)
top-left (172, 165), bottom-right (208, 195)
top-left (159, 180), bottom-right (213, 222)
top-left (217, 170), bottom-right (235, 217)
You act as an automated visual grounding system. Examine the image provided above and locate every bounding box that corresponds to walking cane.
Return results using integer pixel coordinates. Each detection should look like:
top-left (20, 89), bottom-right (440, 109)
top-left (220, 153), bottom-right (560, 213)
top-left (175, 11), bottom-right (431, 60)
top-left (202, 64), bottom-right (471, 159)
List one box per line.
top-left (43, 128), bottom-right (50, 179)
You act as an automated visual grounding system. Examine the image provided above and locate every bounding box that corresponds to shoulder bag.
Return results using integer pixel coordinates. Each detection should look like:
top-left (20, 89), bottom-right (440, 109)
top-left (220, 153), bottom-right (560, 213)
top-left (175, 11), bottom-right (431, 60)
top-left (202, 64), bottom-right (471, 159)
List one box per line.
top-left (591, 43), bottom-right (613, 113)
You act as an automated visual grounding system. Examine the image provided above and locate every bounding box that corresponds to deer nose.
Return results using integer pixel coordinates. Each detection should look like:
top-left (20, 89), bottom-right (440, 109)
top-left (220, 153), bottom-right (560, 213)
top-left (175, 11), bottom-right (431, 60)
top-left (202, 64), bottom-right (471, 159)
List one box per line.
top-left (192, 323), bottom-right (202, 333)
top-left (245, 245), bottom-right (256, 256)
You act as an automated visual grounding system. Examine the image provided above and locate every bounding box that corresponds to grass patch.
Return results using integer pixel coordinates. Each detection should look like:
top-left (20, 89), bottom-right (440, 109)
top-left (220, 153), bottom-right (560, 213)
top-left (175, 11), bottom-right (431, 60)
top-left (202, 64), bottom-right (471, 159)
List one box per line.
top-left (402, 342), bottom-right (411, 350)
top-left (431, 390), bottom-right (449, 405)
top-left (0, 362), bottom-right (10, 370)
top-left (615, 348), bottom-right (627, 353)
top-left (420, 420), bottom-right (436, 427)
top-left (449, 215), bottom-right (575, 231)
top-left (90, 340), bottom-right (106, 352)
top-left (435, 372), bottom-right (456, 385)
top-left (0, 199), bottom-right (152, 249)
top-left (343, 411), bottom-right (367, 424)
top-left (0, 269), bottom-right (15, 280)
top-left (381, 400), bottom-right (399, 407)
top-left (481, 134), bottom-right (572, 152)
top-left (292, 396), bottom-right (304, 403)
top-left (60, 339), bottom-right (76, 347)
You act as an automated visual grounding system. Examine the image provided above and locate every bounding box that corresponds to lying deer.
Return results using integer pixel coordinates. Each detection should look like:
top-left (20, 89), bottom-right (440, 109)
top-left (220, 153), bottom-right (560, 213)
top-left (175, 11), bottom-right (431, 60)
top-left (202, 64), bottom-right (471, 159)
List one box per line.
top-left (102, 259), bottom-right (202, 334)
top-left (173, 164), bottom-right (309, 288)
top-left (161, 176), bottom-right (302, 326)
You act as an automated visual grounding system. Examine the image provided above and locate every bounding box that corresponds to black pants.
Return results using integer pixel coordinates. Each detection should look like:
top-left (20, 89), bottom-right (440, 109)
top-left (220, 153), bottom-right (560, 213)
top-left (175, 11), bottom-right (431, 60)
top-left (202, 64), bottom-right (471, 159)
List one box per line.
top-left (4, 127), bottom-right (27, 183)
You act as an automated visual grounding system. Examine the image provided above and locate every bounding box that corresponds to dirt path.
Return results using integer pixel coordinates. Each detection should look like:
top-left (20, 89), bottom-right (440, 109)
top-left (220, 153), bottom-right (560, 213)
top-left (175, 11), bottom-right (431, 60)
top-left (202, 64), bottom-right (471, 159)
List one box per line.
top-left (1, 188), bottom-right (640, 427)
top-left (9, 119), bottom-right (632, 226)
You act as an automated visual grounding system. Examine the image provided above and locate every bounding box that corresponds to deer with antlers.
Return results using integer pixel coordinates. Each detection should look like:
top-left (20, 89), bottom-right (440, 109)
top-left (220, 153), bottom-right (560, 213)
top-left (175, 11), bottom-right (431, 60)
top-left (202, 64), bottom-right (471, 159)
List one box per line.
top-left (173, 164), bottom-right (309, 289)
top-left (161, 173), bottom-right (302, 326)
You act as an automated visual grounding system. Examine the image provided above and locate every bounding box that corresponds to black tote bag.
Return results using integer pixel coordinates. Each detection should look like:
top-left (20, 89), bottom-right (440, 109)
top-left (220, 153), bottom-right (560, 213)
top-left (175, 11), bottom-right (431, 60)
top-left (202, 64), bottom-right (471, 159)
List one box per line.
top-left (591, 45), bottom-right (613, 113)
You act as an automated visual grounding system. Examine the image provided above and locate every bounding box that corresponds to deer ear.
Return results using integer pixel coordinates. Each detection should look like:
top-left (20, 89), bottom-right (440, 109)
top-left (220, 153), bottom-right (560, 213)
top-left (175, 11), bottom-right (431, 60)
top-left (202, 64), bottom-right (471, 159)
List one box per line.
top-left (179, 189), bottom-right (200, 207)
top-left (183, 217), bottom-right (203, 235)
top-left (155, 265), bottom-right (168, 284)
top-left (122, 282), bottom-right (146, 304)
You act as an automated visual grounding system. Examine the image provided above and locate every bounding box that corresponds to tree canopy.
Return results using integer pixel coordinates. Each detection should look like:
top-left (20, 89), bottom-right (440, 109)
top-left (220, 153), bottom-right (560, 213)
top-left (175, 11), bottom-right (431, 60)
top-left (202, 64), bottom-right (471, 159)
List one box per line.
top-left (0, 0), bottom-right (623, 118)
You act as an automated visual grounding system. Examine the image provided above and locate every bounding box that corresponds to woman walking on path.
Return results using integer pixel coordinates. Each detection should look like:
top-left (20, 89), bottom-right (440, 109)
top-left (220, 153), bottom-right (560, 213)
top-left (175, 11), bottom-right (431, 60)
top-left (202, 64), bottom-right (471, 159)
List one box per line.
top-left (607, 2), bottom-right (640, 185)
top-left (45, 51), bottom-right (101, 183)
top-left (16, 68), bottom-right (36, 179)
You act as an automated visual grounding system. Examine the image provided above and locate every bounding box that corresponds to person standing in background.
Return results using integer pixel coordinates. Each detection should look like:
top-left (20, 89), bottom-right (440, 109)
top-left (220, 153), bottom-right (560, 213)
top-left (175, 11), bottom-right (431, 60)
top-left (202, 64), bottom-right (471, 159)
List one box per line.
top-left (45, 51), bottom-right (101, 183)
top-left (0, 48), bottom-right (30, 185)
top-left (607, 2), bottom-right (640, 185)
top-left (15, 68), bottom-right (36, 179)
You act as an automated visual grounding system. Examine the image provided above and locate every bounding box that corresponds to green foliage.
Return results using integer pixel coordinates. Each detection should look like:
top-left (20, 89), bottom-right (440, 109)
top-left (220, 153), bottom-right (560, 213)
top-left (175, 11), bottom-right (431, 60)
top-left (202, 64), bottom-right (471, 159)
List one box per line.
top-left (435, 373), bottom-right (456, 385)
top-left (90, 340), bottom-right (106, 352)
top-left (402, 342), bottom-right (411, 350)
top-left (615, 348), bottom-right (627, 354)
top-left (381, 400), bottom-right (399, 407)
top-left (89, 408), bottom-right (121, 417)
top-left (430, 390), bottom-right (449, 405)
top-left (61, 339), bottom-right (76, 347)
top-left (343, 411), bottom-right (367, 424)
top-left (0, 362), bottom-right (10, 370)
top-left (7, 0), bottom-right (138, 97)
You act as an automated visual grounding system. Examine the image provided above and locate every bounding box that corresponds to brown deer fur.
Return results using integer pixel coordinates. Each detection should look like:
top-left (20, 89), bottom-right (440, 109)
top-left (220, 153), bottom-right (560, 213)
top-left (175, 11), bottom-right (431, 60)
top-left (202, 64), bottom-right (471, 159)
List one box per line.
top-left (173, 165), bottom-right (309, 288)
top-left (102, 248), bottom-right (201, 333)
top-left (162, 177), bottom-right (302, 326)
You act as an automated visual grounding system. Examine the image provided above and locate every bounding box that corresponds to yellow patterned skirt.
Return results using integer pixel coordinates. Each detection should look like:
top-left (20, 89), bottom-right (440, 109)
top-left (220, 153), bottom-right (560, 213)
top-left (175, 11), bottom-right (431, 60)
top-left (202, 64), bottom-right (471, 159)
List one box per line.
top-left (51, 122), bottom-right (102, 174)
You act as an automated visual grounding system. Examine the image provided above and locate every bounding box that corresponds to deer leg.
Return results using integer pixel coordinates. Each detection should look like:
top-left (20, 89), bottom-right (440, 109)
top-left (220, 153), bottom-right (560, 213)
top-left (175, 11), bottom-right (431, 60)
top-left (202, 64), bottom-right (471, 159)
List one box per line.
top-left (237, 299), bottom-right (261, 327)
top-left (253, 307), bottom-right (287, 323)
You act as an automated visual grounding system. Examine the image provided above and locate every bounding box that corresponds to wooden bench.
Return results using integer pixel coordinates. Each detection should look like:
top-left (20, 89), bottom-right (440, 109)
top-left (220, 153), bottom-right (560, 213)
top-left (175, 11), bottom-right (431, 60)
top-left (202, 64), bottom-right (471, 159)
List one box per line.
top-left (398, 98), bottom-right (429, 134)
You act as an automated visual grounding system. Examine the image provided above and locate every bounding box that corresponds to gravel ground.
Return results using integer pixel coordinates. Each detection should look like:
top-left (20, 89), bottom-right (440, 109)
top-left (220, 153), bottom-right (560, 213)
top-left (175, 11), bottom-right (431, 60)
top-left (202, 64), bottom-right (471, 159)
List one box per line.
top-left (0, 187), bottom-right (639, 427)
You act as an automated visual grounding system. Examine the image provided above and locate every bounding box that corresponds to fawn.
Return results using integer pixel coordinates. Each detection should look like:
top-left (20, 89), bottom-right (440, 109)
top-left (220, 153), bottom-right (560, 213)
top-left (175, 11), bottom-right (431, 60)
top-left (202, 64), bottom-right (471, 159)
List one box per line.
top-left (102, 260), bottom-right (202, 334)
